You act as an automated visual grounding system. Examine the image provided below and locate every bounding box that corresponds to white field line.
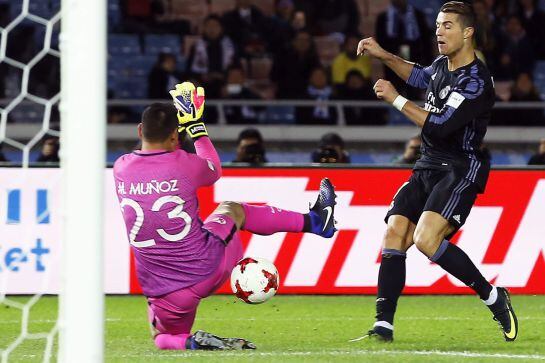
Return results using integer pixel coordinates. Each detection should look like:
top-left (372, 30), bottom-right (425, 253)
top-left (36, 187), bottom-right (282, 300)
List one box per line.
top-left (2, 316), bottom-right (545, 325)
top-left (106, 349), bottom-right (545, 360)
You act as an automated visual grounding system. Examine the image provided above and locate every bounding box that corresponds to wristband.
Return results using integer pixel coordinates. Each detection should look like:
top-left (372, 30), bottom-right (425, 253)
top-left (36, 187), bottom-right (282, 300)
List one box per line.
top-left (392, 95), bottom-right (408, 111)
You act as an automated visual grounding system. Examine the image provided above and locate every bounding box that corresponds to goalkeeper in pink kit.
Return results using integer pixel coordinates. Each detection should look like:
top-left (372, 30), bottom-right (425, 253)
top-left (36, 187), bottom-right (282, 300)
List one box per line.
top-left (113, 82), bottom-right (337, 350)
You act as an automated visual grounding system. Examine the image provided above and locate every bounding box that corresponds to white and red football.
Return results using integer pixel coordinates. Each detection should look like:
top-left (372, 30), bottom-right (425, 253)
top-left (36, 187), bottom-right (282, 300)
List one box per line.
top-left (230, 257), bottom-right (279, 304)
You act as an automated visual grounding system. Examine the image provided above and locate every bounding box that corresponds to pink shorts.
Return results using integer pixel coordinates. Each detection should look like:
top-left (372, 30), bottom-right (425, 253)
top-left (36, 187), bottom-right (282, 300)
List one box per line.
top-left (147, 214), bottom-right (243, 335)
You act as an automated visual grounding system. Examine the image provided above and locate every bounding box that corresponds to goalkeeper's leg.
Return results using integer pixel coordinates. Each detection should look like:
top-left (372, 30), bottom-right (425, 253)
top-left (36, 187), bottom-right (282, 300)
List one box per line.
top-left (148, 233), bottom-right (255, 350)
top-left (214, 178), bottom-right (337, 238)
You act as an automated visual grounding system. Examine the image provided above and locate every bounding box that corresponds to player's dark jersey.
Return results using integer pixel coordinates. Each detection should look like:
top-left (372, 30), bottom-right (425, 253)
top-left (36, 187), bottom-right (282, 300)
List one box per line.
top-left (406, 55), bottom-right (494, 192)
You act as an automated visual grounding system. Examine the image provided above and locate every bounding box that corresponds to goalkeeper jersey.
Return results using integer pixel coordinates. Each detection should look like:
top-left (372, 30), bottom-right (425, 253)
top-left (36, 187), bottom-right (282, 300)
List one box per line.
top-left (113, 137), bottom-right (223, 297)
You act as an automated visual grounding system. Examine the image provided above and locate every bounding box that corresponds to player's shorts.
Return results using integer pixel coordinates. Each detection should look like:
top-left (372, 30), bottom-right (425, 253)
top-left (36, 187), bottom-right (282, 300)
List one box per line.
top-left (385, 169), bottom-right (479, 237)
top-left (202, 213), bottom-right (238, 245)
top-left (147, 214), bottom-right (243, 335)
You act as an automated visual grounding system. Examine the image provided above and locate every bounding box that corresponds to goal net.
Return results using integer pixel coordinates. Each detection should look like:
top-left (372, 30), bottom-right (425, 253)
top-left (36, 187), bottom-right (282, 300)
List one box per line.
top-left (0, 0), bottom-right (106, 362)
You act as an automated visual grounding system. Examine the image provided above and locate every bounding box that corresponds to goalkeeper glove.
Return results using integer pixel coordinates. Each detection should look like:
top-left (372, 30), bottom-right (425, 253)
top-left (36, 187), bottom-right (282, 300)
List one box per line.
top-left (169, 82), bottom-right (208, 140)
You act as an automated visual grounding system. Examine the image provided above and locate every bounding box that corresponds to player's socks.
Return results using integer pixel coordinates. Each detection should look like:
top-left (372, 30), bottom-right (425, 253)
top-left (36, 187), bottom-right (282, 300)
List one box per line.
top-left (376, 249), bottom-right (406, 328)
top-left (241, 203), bottom-right (304, 235)
top-left (431, 240), bottom-right (492, 300)
top-left (241, 178), bottom-right (337, 238)
top-left (154, 333), bottom-right (190, 350)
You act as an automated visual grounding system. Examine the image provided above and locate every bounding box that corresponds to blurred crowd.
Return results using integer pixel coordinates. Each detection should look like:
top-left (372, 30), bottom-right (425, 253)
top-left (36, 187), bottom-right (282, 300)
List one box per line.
top-left (107, 0), bottom-right (545, 126)
top-left (1, 0), bottom-right (545, 165)
top-left (230, 128), bottom-right (545, 165)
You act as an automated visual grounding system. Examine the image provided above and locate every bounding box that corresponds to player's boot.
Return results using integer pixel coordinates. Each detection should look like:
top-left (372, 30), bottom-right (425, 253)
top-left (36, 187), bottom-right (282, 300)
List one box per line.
top-left (349, 326), bottom-right (393, 343)
top-left (487, 287), bottom-right (518, 341)
top-left (308, 178), bottom-right (337, 238)
top-left (188, 330), bottom-right (256, 350)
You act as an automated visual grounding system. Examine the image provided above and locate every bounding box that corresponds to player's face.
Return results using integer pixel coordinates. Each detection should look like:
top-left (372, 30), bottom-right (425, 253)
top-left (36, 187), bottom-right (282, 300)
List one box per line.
top-left (435, 12), bottom-right (465, 56)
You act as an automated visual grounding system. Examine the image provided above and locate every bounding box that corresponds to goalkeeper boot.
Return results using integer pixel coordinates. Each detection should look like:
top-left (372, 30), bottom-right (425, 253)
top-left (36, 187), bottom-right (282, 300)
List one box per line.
top-left (308, 178), bottom-right (337, 238)
top-left (188, 330), bottom-right (256, 350)
top-left (487, 287), bottom-right (518, 341)
top-left (220, 336), bottom-right (257, 350)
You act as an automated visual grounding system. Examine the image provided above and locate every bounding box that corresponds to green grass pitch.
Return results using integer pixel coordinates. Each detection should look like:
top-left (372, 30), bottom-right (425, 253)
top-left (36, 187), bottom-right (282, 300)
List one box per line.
top-left (2, 295), bottom-right (545, 362)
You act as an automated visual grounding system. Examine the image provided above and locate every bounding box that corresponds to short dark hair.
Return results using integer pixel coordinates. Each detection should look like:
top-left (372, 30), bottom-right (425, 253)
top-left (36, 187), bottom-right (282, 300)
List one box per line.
top-left (158, 52), bottom-right (175, 64)
top-left (319, 132), bottom-right (345, 148)
top-left (440, 1), bottom-right (476, 29)
top-left (141, 103), bottom-right (178, 142)
top-left (237, 128), bottom-right (263, 144)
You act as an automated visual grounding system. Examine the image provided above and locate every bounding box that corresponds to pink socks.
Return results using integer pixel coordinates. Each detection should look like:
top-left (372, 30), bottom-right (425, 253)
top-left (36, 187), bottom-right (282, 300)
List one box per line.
top-left (154, 333), bottom-right (190, 350)
top-left (241, 203), bottom-right (304, 235)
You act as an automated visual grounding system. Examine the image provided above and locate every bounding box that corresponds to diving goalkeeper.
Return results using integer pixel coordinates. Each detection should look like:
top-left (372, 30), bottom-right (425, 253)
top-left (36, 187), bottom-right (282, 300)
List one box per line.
top-left (113, 82), bottom-right (338, 350)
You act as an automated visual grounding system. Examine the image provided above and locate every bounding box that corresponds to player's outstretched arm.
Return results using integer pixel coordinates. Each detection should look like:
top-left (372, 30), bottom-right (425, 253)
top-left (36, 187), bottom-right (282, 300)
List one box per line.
top-left (373, 79), bottom-right (428, 127)
top-left (170, 82), bottom-right (208, 140)
top-left (357, 37), bottom-right (415, 82)
top-left (170, 82), bottom-right (222, 184)
top-left (374, 77), bottom-right (489, 138)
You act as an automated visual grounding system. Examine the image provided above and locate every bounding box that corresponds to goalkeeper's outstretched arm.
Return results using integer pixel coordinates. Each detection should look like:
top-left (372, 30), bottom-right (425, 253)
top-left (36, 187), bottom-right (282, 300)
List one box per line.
top-left (357, 37), bottom-right (415, 82)
top-left (171, 82), bottom-right (222, 185)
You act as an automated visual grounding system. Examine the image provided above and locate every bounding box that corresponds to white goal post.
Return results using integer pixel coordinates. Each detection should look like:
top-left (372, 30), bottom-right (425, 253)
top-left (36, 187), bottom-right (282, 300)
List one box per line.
top-left (59, 0), bottom-right (106, 362)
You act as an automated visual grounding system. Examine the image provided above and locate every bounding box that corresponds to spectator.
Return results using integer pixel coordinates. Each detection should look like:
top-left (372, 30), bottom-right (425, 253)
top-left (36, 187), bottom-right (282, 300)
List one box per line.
top-left (296, 66), bottom-right (336, 124)
top-left (393, 135), bottom-right (421, 164)
top-left (311, 0), bottom-right (360, 36)
top-left (270, 30), bottom-right (321, 99)
top-left (36, 137), bottom-right (60, 163)
top-left (233, 128), bottom-right (268, 163)
top-left (375, 0), bottom-right (432, 98)
top-left (509, 73), bottom-right (544, 125)
top-left (517, 0), bottom-right (545, 59)
top-left (108, 107), bottom-right (133, 124)
top-left (187, 15), bottom-right (237, 98)
top-left (336, 70), bottom-right (387, 125)
top-left (528, 138), bottom-right (545, 165)
top-left (494, 15), bottom-right (535, 80)
top-left (331, 34), bottom-right (371, 85)
top-left (269, 0), bottom-right (304, 54)
top-left (494, 73), bottom-right (544, 125)
top-left (311, 132), bottom-right (350, 163)
top-left (147, 53), bottom-right (181, 99)
top-left (473, 0), bottom-right (499, 66)
top-left (148, 0), bottom-right (190, 35)
top-left (291, 9), bottom-right (307, 33)
top-left (222, 66), bottom-right (263, 124)
top-left (106, 89), bottom-right (133, 123)
top-left (222, 0), bottom-right (271, 58)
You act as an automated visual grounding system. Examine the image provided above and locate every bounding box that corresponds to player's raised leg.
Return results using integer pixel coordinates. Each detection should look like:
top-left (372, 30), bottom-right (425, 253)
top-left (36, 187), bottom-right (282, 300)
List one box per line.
top-left (212, 178), bottom-right (338, 238)
top-left (414, 211), bottom-right (518, 341)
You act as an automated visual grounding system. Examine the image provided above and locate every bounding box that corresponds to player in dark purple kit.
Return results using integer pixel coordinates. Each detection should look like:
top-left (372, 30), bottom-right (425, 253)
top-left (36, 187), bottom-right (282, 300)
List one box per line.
top-left (354, 1), bottom-right (518, 342)
top-left (113, 82), bottom-right (337, 350)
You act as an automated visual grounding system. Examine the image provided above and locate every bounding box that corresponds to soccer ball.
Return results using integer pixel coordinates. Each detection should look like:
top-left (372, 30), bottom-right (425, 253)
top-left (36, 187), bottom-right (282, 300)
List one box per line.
top-left (230, 257), bottom-right (279, 304)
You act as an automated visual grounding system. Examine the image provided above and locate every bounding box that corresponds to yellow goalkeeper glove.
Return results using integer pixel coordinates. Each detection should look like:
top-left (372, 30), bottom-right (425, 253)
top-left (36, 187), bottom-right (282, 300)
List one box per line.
top-left (169, 82), bottom-right (208, 140)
